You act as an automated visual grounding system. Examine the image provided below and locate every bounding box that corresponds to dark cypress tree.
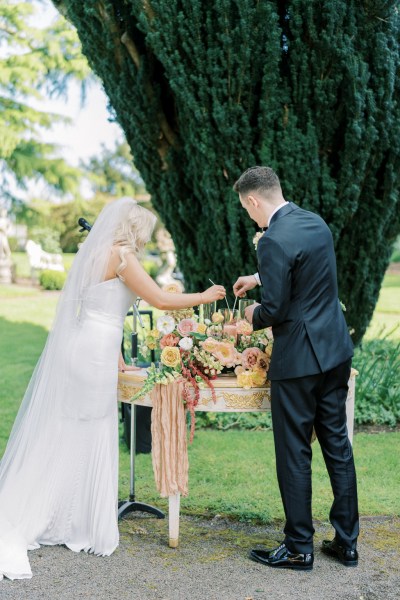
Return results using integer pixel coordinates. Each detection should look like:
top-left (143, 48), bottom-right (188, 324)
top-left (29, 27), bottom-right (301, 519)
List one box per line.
top-left (54, 0), bottom-right (400, 343)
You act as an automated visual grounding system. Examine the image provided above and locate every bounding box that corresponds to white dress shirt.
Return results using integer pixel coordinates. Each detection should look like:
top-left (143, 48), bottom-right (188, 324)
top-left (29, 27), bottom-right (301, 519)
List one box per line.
top-left (253, 201), bottom-right (289, 286)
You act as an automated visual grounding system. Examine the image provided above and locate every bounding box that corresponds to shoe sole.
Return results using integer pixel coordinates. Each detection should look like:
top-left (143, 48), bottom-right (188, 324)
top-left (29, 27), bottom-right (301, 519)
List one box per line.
top-left (321, 548), bottom-right (358, 567)
top-left (249, 554), bottom-right (313, 571)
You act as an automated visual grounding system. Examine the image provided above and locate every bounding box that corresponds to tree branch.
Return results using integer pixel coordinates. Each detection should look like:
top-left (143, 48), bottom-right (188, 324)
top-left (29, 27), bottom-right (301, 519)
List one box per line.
top-left (120, 31), bottom-right (178, 165)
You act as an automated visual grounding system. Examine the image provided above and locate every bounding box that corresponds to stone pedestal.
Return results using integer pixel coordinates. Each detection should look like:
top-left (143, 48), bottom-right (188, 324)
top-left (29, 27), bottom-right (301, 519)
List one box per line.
top-left (0, 257), bottom-right (12, 284)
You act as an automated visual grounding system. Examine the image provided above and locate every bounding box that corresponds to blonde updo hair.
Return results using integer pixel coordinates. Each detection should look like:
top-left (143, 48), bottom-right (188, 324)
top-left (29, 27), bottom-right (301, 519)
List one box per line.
top-left (113, 201), bottom-right (157, 280)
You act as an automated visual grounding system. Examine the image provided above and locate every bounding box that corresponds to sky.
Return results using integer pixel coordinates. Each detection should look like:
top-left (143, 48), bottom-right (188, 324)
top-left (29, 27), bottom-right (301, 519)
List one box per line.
top-left (33, 1), bottom-right (123, 166)
top-left (4, 0), bottom-right (126, 203)
top-left (38, 81), bottom-right (123, 166)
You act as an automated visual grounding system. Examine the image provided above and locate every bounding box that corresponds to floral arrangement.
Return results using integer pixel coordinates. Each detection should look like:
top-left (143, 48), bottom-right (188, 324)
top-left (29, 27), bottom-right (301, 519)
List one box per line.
top-left (253, 230), bottom-right (264, 250)
top-left (132, 284), bottom-right (273, 439)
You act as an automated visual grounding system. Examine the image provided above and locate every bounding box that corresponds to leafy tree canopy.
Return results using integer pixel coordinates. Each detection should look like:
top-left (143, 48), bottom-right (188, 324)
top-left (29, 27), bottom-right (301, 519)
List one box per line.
top-left (0, 0), bottom-right (90, 206)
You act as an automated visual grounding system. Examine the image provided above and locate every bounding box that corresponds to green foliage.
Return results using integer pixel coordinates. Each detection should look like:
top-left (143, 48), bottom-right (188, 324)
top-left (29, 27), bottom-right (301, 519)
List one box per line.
top-left (391, 236), bottom-right (400, 262)
top-left (352, 338), bottom-right (400, 427)
top-left (39, 269), bottom-right (67, 290)
top-left (81, 142), bottom-right (146, 198)
top-left (50, 196), bottom-right (108, 252)
top-left (0, 1), bottom-right (90, 203)
top-left (30, 227), bottom-right (62, 254)
top-left (57, 0), bottom-right (400, 344)
top-left (7, 237), bottom-right (20, 252)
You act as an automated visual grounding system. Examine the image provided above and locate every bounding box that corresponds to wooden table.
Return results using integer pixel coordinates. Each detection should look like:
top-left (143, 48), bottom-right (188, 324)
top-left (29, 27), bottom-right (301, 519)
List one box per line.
top-left (117, 369), bottom-right (357, 547)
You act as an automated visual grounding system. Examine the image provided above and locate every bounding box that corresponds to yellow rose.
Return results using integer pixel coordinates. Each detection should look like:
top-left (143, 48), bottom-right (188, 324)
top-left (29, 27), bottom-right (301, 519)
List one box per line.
top-left (197, 323), bottom-right (207, 335)
top-left (145, 337), bottom-right (158, 350)
top-left (251, 369), bottom-right (267, 387)
top-left (148, 329), bottom-right (160, 338)
top-left (162, 282), bottom-right (183, 294)
top-left (160, 346), bottom-right (181, 368)
top-left (237, 371), bottom-right (254, 389)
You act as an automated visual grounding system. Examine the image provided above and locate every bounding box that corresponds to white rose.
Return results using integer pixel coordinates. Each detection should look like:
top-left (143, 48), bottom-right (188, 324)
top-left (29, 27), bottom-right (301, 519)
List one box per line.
top-left (178, 337), bottom-right (193, 351)
top-left (156, 315), bottom-right (176, 335)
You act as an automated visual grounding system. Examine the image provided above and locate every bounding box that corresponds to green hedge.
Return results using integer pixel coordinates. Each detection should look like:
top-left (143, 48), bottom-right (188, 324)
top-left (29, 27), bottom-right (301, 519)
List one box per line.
top-left (39, 270), bottom-right (67, 291)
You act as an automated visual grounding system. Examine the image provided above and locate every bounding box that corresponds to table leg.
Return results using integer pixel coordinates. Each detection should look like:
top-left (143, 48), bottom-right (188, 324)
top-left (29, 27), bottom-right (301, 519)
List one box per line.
top-left (168, 493), bottom-right (180, 548)
top-left (346, 374), bottom-right (355, 445)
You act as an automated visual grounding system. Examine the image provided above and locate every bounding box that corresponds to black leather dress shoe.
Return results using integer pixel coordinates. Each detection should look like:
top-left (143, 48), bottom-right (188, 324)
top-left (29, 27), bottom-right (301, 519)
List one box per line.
top-left (321, 539), bottom-right (358, 567)
top-left (249, 543), bottom-right (314, 571)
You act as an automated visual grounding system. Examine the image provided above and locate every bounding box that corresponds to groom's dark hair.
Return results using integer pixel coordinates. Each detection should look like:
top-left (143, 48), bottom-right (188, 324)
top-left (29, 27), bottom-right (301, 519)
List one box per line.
top-left (233, 166), bottom-right (281, 197)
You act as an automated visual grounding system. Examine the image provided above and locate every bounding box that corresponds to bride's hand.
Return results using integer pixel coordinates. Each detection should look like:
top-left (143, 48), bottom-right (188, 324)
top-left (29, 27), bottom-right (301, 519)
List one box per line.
top-left (202, 285), bottom-right (226, 303)
top-left (118, 352), bottom-right (141, 372)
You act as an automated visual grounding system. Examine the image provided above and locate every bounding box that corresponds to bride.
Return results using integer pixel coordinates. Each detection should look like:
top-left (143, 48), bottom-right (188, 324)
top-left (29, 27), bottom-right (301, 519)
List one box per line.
top-left (0, 197), bottom-right (225, 580)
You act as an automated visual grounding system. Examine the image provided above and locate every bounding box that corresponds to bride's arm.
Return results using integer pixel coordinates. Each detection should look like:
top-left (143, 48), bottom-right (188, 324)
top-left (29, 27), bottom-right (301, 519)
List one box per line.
top-left (119, 252), bottom-right (225, 310)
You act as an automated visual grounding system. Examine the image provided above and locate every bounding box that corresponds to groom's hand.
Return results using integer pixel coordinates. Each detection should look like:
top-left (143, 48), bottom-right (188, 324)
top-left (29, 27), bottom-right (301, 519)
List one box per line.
top-left (245, 302), bottom-right (260, 324)
top-left (233, 275), bottom-right (258, 298)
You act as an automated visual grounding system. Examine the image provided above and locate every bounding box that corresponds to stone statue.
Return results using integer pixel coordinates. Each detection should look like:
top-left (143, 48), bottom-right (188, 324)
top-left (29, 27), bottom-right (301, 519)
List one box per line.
top-left (0, 209), bottom-right (12, 284)
top-left (25, 240), bottom-right (64, 281)
top-left (155, 228), bottom-right (183, 289)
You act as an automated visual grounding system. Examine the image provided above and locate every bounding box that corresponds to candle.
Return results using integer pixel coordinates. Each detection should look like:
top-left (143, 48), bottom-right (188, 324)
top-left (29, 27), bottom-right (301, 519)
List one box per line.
top-left (223, 323), bottom-right (238, 344)
top-left (199, 303), bottom-right (204, 323)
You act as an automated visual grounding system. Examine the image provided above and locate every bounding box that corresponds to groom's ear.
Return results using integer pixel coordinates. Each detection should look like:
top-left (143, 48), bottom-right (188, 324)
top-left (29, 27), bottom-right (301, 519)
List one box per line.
top-left (247, 194), bottom-right (259, 208)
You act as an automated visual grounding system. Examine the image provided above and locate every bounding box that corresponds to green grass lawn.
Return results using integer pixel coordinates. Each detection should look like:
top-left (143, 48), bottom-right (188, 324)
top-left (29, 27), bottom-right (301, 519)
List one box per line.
top-left (123, 430), bottom-right (400, 522)
top-left (366, 272), bottom-right (400, 340)
top-left (1, 272), bottom-right (399, 521)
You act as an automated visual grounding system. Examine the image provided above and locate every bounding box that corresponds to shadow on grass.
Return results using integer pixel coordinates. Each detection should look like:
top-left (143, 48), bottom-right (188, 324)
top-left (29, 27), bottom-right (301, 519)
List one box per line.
top-left (0, 316), bottom-right (48, 454)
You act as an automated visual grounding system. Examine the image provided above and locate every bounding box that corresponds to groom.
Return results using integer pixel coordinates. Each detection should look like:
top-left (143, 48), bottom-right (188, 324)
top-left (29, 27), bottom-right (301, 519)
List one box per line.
top-left (233, 166), bottom-right (359, 571)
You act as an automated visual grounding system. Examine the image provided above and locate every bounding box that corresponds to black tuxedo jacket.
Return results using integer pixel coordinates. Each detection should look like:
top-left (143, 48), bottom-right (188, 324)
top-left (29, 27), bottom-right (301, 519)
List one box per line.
top-left (253, 202), bottom-right (353, 380)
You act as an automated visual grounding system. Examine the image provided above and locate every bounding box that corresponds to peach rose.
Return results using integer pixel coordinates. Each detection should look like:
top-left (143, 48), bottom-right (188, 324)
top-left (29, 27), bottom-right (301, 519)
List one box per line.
top-left (241, 347), bottom-right (262, 369)
top-left (162, 282), bottom-right (184, 293)
top-left (256, 352), bottom-right (270, 371)
top-left (160, 333), bottom-right (180, 349)
top-left (177, 318), bottom-right (197, 336)
top-left (236, 319), bottom-right (253, 335)
top-left (211, 312), bottom-right (224, 324)
top-left (201, 337), bottom-right (219, 353)
top-left (212, 342), bottom-right (241, 368)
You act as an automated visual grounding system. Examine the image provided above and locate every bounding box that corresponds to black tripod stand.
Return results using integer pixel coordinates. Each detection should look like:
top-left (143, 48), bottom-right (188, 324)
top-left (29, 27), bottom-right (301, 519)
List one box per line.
top-left (117, 302), bottom-right (164, 520)
top-left (117, 399), bottom-right (164, 520)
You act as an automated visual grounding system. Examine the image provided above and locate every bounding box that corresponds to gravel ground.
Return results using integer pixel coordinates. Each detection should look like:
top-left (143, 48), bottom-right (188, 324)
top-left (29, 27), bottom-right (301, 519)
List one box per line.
top-left (1, 515), bottom-right (398, 600)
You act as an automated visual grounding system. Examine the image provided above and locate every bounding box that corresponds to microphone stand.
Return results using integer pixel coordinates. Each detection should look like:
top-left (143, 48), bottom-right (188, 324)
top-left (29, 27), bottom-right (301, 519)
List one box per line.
top-left (77, 217), bottom-right (164, 521)
top-left (117, 304), bottom-right (164, 521)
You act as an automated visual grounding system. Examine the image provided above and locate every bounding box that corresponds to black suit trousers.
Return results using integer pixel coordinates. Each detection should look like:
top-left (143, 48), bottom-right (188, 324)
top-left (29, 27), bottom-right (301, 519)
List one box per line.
top-left (271, 359), bottom-right (359, 553)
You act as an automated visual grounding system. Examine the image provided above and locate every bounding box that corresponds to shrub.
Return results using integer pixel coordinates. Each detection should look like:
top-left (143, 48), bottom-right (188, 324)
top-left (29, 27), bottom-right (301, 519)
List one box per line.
top-left (353, 338), bottom-right (400, 427)
top-left (142, 259), bottom-right (160, 280)
top-left (30, 227), bottom-right (62, 254)
top-left (39, 269), bottom-right (67, 291)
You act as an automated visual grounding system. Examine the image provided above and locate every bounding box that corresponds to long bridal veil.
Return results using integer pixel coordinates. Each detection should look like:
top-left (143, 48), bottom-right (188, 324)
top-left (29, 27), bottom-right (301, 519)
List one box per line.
top-left (0, 197), bottom-right (137, 579)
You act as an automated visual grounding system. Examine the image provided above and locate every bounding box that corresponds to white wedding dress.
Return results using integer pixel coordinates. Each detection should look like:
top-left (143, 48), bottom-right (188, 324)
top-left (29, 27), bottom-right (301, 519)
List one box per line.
top-left (0, 277), bottom-right (135, 580)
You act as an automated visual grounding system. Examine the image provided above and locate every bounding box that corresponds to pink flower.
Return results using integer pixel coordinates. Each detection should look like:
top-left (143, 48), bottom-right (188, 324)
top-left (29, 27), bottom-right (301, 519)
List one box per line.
top-left (160, 333), bottom-right (180, 349)
top-left (177, 318), bottom-right (197, 337)
top-left (236, 319), bottom-right (253, 335)
top-left (211, 341), bottom-right (242, 368)
top-left (241, 347), bottom-right (262, 369)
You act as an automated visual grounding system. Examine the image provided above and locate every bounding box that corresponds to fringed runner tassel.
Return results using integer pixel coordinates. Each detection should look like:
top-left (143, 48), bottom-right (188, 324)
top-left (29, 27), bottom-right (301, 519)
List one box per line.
top-left (150, 382), bottom-right (189, 497)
